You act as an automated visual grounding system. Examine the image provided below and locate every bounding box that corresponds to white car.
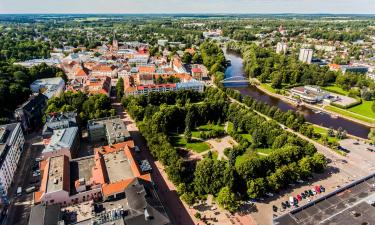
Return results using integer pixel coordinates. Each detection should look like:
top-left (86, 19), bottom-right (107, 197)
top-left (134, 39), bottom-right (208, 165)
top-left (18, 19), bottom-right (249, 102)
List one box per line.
top-left (265, 192), bottom-right (274, 197)
top-left (134, 146), bottom-right (140, 152)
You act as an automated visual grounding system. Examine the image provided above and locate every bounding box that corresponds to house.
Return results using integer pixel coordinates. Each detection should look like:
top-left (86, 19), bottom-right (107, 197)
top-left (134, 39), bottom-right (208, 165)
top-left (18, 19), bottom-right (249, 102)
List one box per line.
top-left (41, 127), bottom-right (80, 160)
top-left (42, 112), bottom-right (78, 139)
top-left (30, 77), bottom-right (65, 99)
top-left (125, 84), bottom-right (177, 97)
top-left (191, 67), bottom-right (203, 80)
top-left (176, 79), bottom-right (204, 93)
top-left (14, 94), bottom-right (48, 131)
top-left (28, 204), bottom-right (62, 225)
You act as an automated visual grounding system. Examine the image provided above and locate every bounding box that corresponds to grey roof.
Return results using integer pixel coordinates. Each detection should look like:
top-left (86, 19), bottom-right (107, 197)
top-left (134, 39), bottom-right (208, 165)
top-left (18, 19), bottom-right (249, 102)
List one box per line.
top-left (42, 112), bottom-right (77, 137)
top-left (43, 127), bottom-right (78, 154)
top-left (16, 93), bottom-right (47, 114)
top-left (28, 204), bottom-right (61, 225)
top-left (124, 179), bottom-right (170, 225)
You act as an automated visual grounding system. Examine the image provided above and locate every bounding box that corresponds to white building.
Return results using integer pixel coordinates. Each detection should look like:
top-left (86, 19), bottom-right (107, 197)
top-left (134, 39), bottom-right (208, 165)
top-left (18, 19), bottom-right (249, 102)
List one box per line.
top-left (157, 39), bottom-right (169, 46)
top-left (276, 42), bottom-right (288, 54)
top-left (30, 77), bottom-right (65, 99)
top-left (299, 48), bottom-right (314, 64)
top-left (0, 123), bottom-right (25, 199)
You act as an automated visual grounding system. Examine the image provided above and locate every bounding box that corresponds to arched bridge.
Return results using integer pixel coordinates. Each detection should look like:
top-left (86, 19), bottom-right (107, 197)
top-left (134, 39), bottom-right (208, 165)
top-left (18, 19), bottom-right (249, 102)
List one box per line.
top-left (221, 76), bottom-right (250, 86)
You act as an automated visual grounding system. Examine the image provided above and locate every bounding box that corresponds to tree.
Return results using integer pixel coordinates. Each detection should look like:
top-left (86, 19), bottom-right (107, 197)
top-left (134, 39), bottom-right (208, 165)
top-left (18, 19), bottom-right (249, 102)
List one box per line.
top-left (116, 77), bottom-right (124, 99)
top-left (368, 128), bottom-right (375, 145)
top-left (184, 127), bottom-right (192, 143)
top-left (182, 52), bottom-right (192, 64)
top-left (247, 178), bottom-right (266, 199)
top-left (327, 127), bottom-right (335, 137)
top-left (216, 187), bottom-right (239, 213)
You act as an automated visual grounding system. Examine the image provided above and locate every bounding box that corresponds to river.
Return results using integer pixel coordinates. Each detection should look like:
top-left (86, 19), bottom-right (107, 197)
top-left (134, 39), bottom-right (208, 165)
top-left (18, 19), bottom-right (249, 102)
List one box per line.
top-left (223, 50), bottom-right (371, 138)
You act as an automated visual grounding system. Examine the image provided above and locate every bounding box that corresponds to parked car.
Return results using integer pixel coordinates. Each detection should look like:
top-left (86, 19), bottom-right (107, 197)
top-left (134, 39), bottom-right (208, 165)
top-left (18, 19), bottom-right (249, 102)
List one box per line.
top-left (35, 157), bottom-right (42, 162)
top-left (289, 196), bottom-right (295, 205)
top-left (320, 185), bottom-right (325, 192)
top-left (315, 186), bottom-right (321, 194)
top-left (281, 202), bottom-right (286, 209)
top-left (265, 192), bottom-right (274, 197)
top-left (308, 190), bottom-right (314, 196)
top-left (296, 194), bottom-right (302, 201)
top-left (272, 205), bottom-right (278, 212)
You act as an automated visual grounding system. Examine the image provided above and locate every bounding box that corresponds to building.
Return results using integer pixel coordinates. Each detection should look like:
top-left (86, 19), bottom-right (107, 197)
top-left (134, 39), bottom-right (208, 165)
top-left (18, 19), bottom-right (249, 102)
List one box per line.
top-left (176, 79), bottom-right (205, 93)
top-left (298, 48), bottom-right (313, 64)
top-left (157, 39), bottom-right (168, 46)
top-left (42, 112), bottom-right (78, 139)
top-left (87, 117), bottom-right (131, 144)
top-left (91, 64), bottom-right (117, 78)
top-left (85, 76), bottom-right (112, 96)
top-left (341, 65), bottom-right (369, 74)
top-left (125, 84), bottom-right (177, 97)
top-left (191, 67), bottom-right (203, 80)
top-left (14, 94), bottom-right (48, 131)
top-left (290, 85), bottom-right (330, 103)
top-left (34, 154), bottom-right (102, 206)
top-left (171, 56), bottom-right (187, 74)
top-left (30, 77), bottom-right (65, 99)
top-left (273, 172), bottom-right (375, 225)
top-left (0, 123), bottom-right (24, 217)
top-left (276, 42), bottom-right (288, 54)
top-left (28, 204), bottom-right (61, 225)
top-left (30, 142), bottom-right (170, 225)
top-left (42, 127), bottom-right (80, 160)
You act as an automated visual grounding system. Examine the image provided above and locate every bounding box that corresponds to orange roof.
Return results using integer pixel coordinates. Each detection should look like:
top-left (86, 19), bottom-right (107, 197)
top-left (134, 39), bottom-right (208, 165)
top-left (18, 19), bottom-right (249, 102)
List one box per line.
top-left (75, 68), bottom-right (89, 77)
top-left (329, 64), bottom-right (340, 69)
top-left (92, 64), bottom-right (115, 72)
top-left (101, 178), bottom-right (135, 197)
top-left (185, 48), bottom-right (196, 55)
top-left (138, 66), bottom-right (155, 74)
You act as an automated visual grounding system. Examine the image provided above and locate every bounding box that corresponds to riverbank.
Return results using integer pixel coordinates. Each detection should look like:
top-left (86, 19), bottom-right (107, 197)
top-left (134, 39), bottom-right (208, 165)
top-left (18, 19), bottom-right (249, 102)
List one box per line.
top-left (254, 83), bottom-right (375, 129)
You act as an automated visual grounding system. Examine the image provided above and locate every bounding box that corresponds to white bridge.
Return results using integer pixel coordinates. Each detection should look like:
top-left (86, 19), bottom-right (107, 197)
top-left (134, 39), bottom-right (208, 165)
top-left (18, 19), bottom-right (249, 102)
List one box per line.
top-left (221, 76), bottom-right (250, 84)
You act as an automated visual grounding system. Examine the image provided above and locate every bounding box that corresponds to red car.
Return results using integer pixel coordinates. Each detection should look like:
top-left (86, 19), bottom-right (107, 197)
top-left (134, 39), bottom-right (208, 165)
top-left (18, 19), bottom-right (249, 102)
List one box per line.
top-left (296, 194), bottom-right (302, 201)
top-left (315, 185), bottom-right (321, 194)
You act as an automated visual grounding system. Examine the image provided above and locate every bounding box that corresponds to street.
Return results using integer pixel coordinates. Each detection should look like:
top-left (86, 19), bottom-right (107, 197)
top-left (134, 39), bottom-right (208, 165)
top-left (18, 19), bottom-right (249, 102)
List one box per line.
top-left (111, 99), bottom-right (196, 225)
top-left (5, 132), bottom-right (43, 225)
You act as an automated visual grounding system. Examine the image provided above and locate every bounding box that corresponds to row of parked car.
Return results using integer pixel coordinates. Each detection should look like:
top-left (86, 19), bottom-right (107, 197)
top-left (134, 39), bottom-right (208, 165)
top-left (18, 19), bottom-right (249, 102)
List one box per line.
top-left (280, 185), bottom-right (325, 210)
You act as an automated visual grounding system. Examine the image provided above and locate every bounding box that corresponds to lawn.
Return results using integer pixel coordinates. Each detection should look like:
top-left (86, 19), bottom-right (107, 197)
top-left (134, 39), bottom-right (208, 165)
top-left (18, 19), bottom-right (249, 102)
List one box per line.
top-left (322, 85), bottom-right (349, 96)
top-left (325, 105), bottom-right (375, 124)
top-left (170, 135), bottom-right (211, 153)
top-left (235, 148), bottom-right (272, 166)
top-left (203, 150), bottom-right (219, 160)
top-left (227, 122), bottom-right (252, 141)
top-left (312, 125), bottom-right (338, 144)
top-left (347, 101), bottom-right (375, 120)
top-left (260, 83), bottom-right (277, 94)
top-left (192, 123), bottom-right (225, 138)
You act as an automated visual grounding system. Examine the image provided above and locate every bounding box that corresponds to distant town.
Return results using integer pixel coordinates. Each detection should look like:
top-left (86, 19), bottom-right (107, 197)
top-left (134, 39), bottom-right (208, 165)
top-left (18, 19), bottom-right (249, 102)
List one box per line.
top-left (0, 14), bottom-right (374, 225)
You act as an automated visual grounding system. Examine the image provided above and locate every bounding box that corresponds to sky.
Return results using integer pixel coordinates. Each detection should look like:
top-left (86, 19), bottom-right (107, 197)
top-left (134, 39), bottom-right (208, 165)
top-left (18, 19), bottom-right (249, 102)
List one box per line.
top-left (0, 0), bottom-right (374, 14)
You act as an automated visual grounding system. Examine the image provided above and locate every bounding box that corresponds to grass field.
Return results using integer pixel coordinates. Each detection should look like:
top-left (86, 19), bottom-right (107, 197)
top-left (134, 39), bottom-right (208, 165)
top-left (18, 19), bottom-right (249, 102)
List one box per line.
top-left (325, 105), bottom-right (375, 124)
top-left (191, 123), bottom-right (225, 138)
top-left (170, 136), bottom-right (211, 153)
top-left (227, 122), bottom-right (253, 141)
top-left (347, 101), bottom-right (375, 120)
top-left (203, 150), bottom-right (219, 160)
top-left (260, 83), bottom-right (277, 94)
top-left (235, 148), bottom-right (272, 166)
top-left (322, 85), bottom-right (349, 96)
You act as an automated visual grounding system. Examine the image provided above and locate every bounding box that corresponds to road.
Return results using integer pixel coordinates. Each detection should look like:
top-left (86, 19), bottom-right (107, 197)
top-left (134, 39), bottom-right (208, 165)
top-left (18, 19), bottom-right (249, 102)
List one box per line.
top-left (111, 99), bottom-right (196, 225)
top-left (5, 132), bottom-right (43, 225)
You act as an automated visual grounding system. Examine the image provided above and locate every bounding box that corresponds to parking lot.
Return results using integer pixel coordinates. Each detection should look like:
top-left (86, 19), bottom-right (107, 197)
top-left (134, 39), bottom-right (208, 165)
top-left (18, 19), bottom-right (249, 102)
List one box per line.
top-left (250, 138), bottom-right (375, 225)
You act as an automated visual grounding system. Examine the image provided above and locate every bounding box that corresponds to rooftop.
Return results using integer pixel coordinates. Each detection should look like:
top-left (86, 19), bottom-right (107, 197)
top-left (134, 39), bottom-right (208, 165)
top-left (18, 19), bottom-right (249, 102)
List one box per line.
top-left (43, 127), bottom-right (78, 154)
top-left (46, 155), bottom-right (70, 193)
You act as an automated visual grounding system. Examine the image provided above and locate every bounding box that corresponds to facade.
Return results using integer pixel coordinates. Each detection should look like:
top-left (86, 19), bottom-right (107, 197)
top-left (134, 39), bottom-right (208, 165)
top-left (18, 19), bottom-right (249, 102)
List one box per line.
top-left (176, 79), bottom-right (205, 93)
top-left (290, 85), bottom-right (330, 103)
top-left (30, 77), bottom-right (65, 99)
top-left (276, 42), bottom-right (288, 54)
top-left (125, 84), bottom-right (177, 96)
top-left (85, 76), bottom-right (112, 96)
top-left (341, 65), bottom-right (369, 74)
top-left (87, 117), bottom-right (131, 144)
top-left (42, 112), bottom-right (78, 139)
top-left (91, 65), bottom-right (117, 78)
top-left (14, 94), bottom-right (48, 131)
top-left (298, 48), bottom-right (313, 64)
top-left (42, 127), bottom-right (80, 160)
top-left (0, 123), bottom-right (24, 206)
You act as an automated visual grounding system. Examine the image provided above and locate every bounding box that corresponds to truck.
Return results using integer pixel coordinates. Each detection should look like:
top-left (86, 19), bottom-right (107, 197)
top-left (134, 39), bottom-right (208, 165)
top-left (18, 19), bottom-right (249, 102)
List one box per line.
top-left (16, 187), bottom-right (22, 196)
